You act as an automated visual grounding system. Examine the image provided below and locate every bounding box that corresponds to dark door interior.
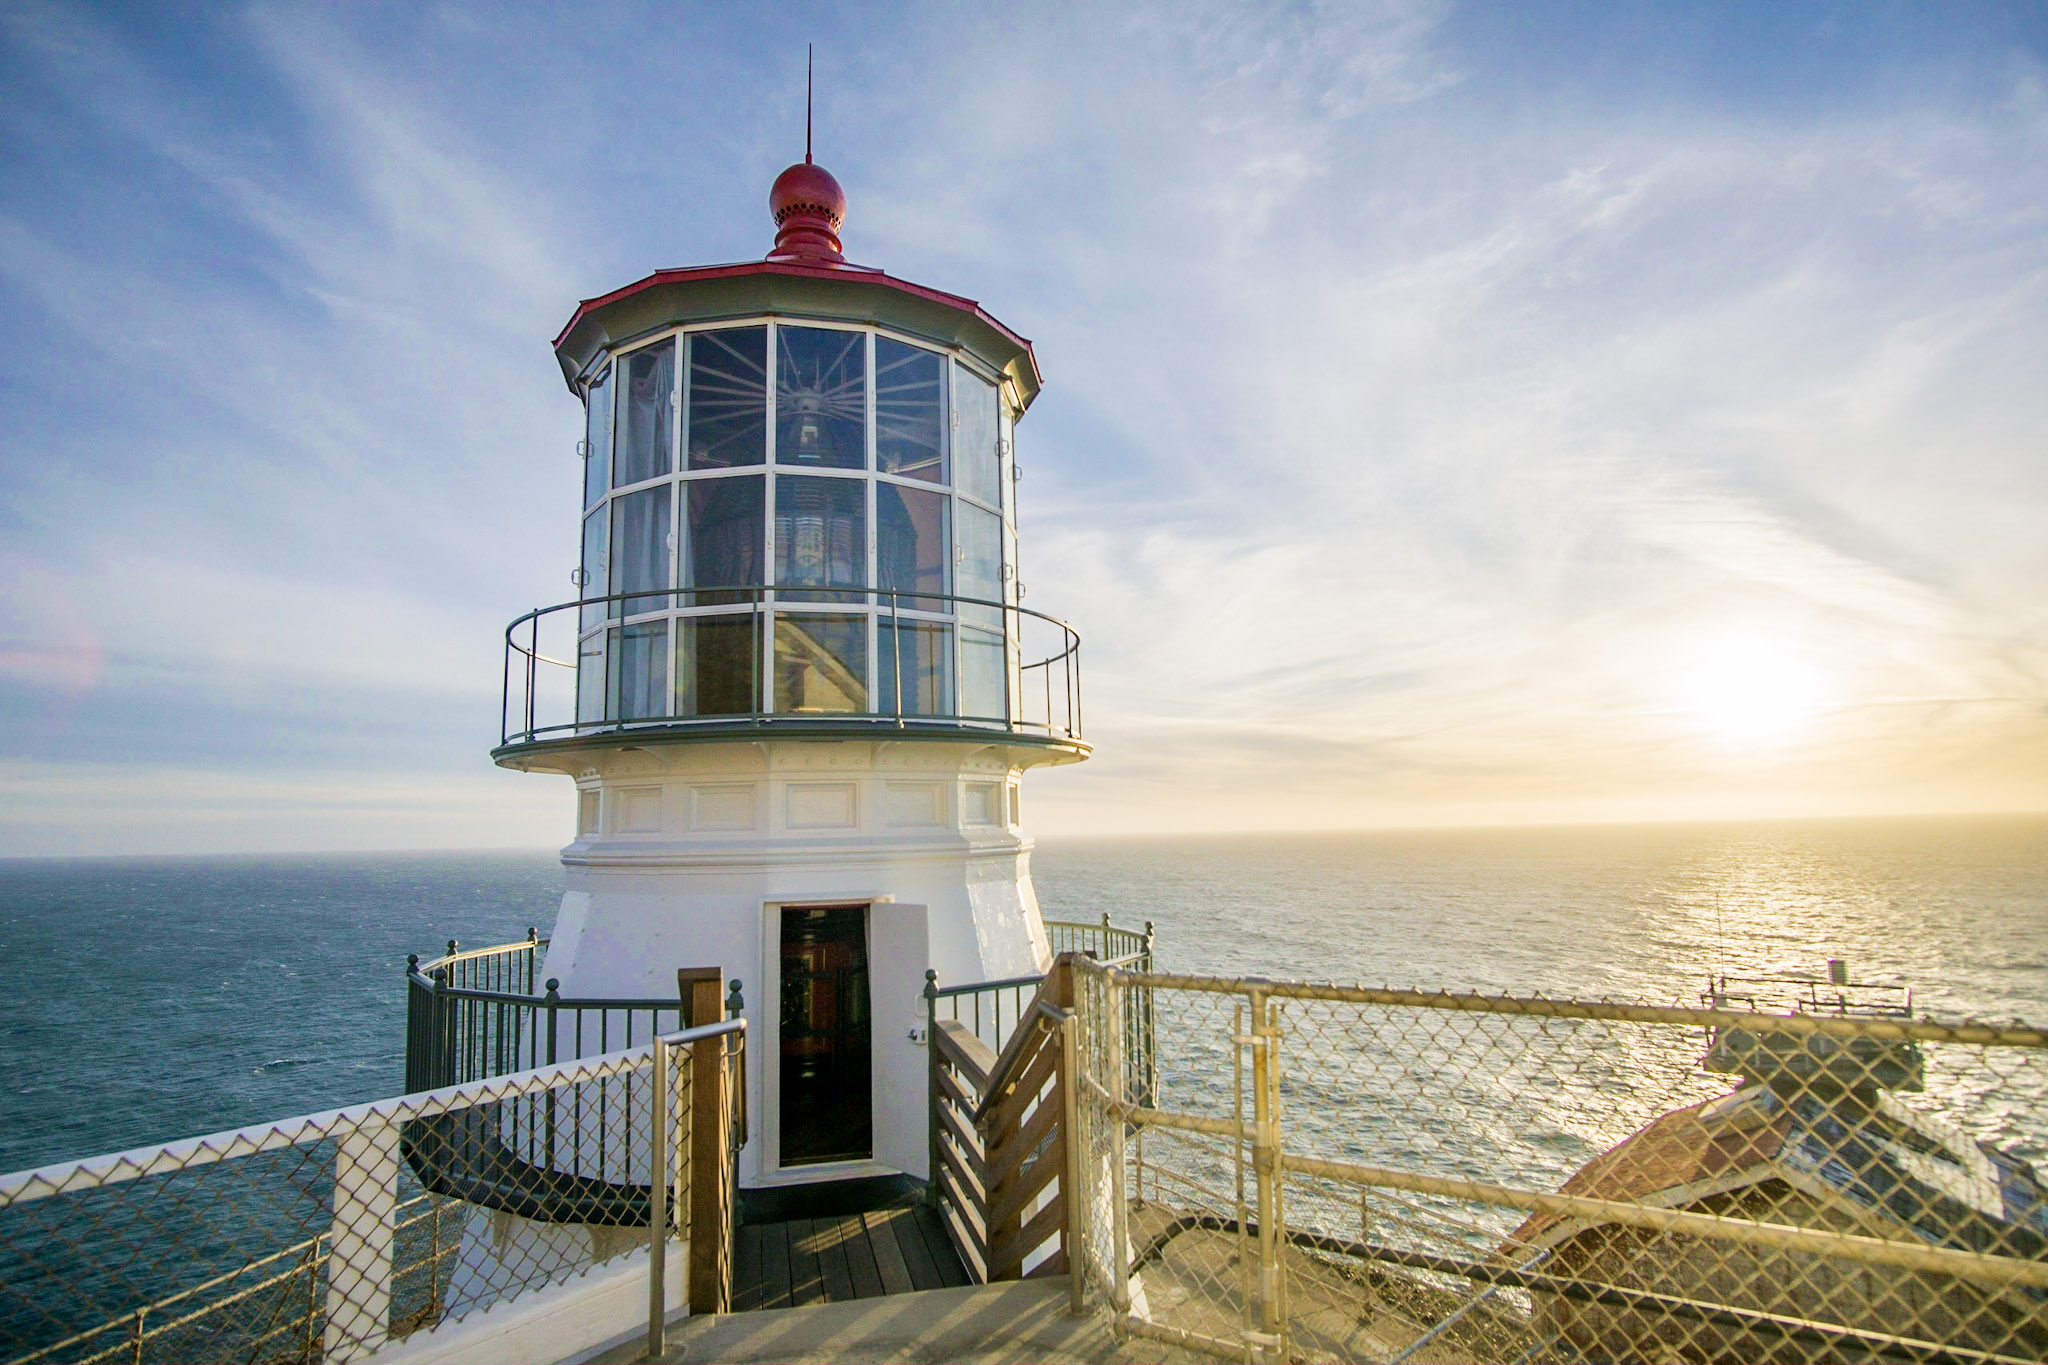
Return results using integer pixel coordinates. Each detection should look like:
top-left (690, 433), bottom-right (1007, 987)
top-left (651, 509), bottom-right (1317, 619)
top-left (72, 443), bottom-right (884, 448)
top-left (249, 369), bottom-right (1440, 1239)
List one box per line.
top-left (779, 904), bottom-right (872, 1165)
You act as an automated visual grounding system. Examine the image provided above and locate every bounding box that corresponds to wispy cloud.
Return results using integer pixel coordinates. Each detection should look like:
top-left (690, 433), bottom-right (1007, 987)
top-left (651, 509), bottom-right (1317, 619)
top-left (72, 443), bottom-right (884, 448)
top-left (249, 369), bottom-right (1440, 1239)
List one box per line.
top-left (0, 2), bottom-right (2043, 852)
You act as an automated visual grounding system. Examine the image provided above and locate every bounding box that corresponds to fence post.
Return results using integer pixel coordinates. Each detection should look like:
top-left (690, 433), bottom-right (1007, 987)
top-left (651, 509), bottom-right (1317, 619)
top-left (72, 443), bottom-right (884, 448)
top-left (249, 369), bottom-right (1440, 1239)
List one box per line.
top-left (648, 1034), bottom-right (671, 1358)
top-left (924, 969), bottom-right (941, 1206)
top-left (1249, 986), bottom-right (1285, 1360)
top-left (1060, 1008), bottom-right (1084, 1316)
top-left (689, 1021), bottom-right (732, 1314)
top-left (1107, 967), bottom-right (1132, 1336)
top-left (325, 1119), bottom-right (399, 1363)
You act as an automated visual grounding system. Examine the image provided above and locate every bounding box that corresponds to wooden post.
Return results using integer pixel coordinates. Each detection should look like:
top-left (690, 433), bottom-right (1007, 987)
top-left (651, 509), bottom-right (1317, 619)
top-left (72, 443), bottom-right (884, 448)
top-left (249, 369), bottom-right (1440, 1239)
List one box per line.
top-left (677, 967), bottom-right (723, 1029)
top-left (678, 967), bottom-right (730, 1316)
top-left (689, 1028), bottom-right (731, 1313)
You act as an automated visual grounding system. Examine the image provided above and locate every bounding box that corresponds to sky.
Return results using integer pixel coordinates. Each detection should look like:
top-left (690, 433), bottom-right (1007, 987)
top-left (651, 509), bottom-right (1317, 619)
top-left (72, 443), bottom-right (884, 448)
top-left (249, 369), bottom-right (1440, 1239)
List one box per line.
top-left (1, 1), bottom-right (2046, 855)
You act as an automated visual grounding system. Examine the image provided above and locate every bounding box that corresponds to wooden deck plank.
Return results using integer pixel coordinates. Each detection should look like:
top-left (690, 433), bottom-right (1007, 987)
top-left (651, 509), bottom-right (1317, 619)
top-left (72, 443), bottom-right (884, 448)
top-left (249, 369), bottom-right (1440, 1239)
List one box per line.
top-left (754, 1218), bottom-right (793, 1310)
top-left (879, 1206), bottom-right (946, 1291)
top-left (785, 1218), bottom-right (826, 1307)
top-left (861, 1208), bottom-right (916, 1296)
top-left (812, 1214), bottom-right (858, 1301)
top-left (911, 1203), bottom-right (973, 1288)
top-left (732, 1222), bottom-right (766, 1312)
top-left (837, 1212), bottom-right (886, 1299)
top-left (905, 1203), bottom-right (974, 1293)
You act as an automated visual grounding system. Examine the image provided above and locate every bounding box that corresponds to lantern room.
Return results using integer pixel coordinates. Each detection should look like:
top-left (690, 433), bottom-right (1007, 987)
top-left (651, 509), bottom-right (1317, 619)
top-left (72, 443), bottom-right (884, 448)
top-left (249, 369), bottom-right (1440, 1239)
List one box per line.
top-left (500, 156), bottom-right (1082, 760)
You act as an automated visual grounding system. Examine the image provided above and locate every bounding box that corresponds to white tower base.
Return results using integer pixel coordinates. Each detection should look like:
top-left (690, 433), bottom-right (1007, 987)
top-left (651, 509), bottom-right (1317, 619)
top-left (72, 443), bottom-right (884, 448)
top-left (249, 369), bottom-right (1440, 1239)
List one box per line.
top-left (509, 735), bottom-right (1066, 1188)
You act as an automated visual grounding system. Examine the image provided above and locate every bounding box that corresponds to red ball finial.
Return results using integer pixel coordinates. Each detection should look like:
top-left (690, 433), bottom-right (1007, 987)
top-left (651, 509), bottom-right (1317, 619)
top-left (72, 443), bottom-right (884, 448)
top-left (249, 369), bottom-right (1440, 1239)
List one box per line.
top-left (768, 160), bottom-right (846, 263)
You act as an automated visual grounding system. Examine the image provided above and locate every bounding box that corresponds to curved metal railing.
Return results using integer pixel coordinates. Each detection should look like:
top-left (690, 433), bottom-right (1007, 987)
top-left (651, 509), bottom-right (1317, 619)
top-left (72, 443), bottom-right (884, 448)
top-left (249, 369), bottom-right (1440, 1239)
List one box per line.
top-left (495, 585), bottom-right (1084, 750)
top-left (408, 917), bottom-right (1149, 1094)
top-left (404, 934), bottom-right (733, 1094)
top-left (401, 936), bottom-right (748, 1230)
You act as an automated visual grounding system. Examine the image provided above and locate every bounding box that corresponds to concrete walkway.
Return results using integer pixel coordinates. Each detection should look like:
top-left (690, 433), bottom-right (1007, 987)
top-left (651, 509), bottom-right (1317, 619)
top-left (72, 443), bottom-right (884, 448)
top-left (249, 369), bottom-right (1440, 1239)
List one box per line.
top-left (592, 1280), bottom-right (1207, 1365)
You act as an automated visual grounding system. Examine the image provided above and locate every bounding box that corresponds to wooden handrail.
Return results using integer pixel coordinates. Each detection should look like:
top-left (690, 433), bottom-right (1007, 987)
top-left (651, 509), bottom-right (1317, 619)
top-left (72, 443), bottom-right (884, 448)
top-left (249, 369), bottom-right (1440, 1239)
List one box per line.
top-left (933, 1020), bottom-right (997, 1092)
top-left (929, 954), bottom-right (1083, 1286)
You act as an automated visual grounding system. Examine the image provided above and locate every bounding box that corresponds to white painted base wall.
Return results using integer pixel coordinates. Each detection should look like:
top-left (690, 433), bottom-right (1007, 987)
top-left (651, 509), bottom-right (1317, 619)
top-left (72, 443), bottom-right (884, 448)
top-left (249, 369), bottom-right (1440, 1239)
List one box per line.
top-left (507, 736), bottom-right (1068, 1186)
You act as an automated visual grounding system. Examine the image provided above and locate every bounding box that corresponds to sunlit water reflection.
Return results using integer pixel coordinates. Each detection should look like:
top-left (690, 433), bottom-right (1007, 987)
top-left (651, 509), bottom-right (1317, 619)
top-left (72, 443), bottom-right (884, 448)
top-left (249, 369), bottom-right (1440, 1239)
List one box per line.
top-left (1036, 815), bottom-right (2048, 1240)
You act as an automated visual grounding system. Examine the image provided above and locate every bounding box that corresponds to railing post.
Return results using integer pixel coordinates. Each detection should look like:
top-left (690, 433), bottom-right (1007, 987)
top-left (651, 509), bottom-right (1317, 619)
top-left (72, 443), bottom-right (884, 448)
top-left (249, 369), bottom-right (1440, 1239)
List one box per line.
top-left (648, 1033), bottom-right (671, 1359)
top-left (526, 612), bottom-right (539, 739)
top-left (892, 589), bottom-right (905, 724)
top-left (726, 980), bottom-right (747, 1151)
top-left (1139, 924), bottom-right (1157, 1107)
top-left (689, 1015), bottom-right (732, 1314)
top-left (923, 969), bottom-right (943, 1206)
top-left (1107, 967), bottom-right (1132, 1334)
top-left (543, 978), bottom-right (560, 1169)
top-left (1073, 639), bottom-right (1082, 737)
top-left (431, 967), bottom-right (455, 1090)
top-left (404, 956), bottom-right (420, 1093)
top-left (1053, 959), bottom-right (1085, 1317)
top-left (1249, 986), bottom-right (1285, 1359)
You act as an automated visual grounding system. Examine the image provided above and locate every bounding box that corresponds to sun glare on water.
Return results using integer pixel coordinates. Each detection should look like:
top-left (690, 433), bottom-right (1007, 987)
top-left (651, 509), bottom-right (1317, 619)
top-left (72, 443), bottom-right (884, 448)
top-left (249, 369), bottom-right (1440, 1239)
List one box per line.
top-left (1676, 631), bottom-right (1827, 746)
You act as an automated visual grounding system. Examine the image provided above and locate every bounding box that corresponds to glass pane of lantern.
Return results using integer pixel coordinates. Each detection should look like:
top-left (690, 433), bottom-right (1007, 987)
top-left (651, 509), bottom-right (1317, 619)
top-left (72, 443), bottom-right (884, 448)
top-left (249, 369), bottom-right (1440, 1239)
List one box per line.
top-left (960, 624), bottom-right (1006, 723)
top-left (878, 483), bottom-right (947, 612)
top-left (954, 365), bottom-right (1000, 507)
top-left (956, 501), bottom-right (1004, 629)
top-left (878, 619), bottom-right (953, 718)
top-left (608, 621), bottom-right (668, 722)
top-left (684, 474), bottom-right (764, 607)
top-left (677, 613), bottom-right (759, 717)
top-left (583, 365), bottom-right (612, 508)
top-left (580, 503), bottom-right (609, 630)
top-left (774, 612), bottom-right (868, 714)
top-left (774, 475), bottom-right (866, 604)
top-left (614, 340), bottom-right (675, 487)
top-left (875, 337), bottom-right (945, 483)
top-left (612, 483), bottom-right (671, 616)
top-left (687, 327), bottom-right (767, 469)
top-left (576, 632), bottom-right (606, 727)
top-left (776, 326), bottom-right (866, 469)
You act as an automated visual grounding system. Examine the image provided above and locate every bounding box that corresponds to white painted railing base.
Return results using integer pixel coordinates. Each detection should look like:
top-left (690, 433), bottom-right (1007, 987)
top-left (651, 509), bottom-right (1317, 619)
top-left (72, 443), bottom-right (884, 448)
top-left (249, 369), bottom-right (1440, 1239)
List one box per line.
top-left (359, 1239), bottom-right (687, 1365)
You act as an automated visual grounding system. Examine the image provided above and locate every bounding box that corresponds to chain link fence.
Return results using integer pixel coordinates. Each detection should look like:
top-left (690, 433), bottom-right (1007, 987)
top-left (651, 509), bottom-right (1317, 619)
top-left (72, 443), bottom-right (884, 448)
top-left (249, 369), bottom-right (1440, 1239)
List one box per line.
top-left (0, 1021), bottom-right (742, 1365)
top-left (1068, 961), bottom-right (2048, 1364)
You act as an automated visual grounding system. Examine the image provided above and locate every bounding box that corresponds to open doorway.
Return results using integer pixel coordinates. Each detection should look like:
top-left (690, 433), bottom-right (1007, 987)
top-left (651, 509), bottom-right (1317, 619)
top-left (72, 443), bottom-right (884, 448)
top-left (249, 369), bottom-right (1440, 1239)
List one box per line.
top-left (778, 904), bottom-right (872, 1165)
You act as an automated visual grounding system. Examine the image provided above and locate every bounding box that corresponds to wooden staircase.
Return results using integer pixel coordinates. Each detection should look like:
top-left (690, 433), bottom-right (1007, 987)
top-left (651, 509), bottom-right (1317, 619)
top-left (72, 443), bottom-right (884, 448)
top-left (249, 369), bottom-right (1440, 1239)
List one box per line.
top-left (928, 954), bottom-right (1083, 1286)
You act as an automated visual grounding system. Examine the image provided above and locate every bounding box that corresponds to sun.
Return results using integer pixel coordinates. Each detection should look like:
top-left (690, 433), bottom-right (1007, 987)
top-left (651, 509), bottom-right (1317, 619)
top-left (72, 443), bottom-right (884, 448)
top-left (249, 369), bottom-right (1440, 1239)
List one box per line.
top-left (1676, 631), bottom-right (1826, 745)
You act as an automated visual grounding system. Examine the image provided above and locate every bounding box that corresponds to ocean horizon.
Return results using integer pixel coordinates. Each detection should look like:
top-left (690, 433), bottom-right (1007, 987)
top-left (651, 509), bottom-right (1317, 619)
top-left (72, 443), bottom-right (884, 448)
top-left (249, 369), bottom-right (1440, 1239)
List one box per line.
top-left (4, 812), bottom-right (2044, 1174)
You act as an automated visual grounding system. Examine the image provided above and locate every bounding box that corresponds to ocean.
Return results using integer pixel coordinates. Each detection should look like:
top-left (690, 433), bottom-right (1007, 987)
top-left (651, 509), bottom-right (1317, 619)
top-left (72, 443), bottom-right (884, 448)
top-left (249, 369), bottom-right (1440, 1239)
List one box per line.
top-left (3, 815), bottom-right (2044, 1175)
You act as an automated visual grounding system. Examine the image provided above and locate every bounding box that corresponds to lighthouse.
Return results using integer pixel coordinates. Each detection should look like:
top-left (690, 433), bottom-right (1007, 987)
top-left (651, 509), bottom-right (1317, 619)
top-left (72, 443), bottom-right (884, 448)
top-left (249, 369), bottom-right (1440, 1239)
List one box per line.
top-left (495, 146), bottom-right (1087, 1195)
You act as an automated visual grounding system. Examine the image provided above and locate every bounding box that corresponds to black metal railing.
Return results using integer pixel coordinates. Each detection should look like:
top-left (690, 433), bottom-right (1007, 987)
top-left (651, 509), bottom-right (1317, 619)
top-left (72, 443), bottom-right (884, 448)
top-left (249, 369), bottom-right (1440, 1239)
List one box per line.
top-left (495, 585), bottom-right (1084, 750)
top-left (404, 934), bottom-right (742, 1095)
top-left (400, 936), bottom-right (750, 1229)
top-left (924, 914), bottom-right (1155, 1061)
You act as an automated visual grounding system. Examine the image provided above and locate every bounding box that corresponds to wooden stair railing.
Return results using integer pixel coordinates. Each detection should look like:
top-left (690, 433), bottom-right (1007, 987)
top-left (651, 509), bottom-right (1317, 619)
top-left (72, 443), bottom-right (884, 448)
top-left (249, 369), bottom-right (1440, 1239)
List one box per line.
top-left (929, 953), bottom-right (1082, 1286)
